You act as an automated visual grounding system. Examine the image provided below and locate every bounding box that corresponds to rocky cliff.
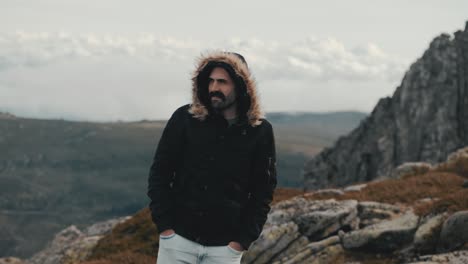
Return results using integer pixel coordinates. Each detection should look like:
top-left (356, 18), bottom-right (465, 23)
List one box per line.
top-left (303, 21), bottom-right (468, 190)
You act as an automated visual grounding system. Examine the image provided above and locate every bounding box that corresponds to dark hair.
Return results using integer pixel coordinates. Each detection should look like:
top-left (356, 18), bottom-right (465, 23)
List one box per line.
top-left (226, 52), bottom-right (248, 68)
top-left (196, 58), bottom-right (251, 122)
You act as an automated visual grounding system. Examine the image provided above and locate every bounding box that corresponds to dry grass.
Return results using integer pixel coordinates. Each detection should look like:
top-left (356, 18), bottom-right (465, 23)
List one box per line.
top-left (433, 154), bottom-right (468, 178)
top-left (308, 172), bottom-right (463, 204)
top-left (272, 187), bottom-right (305, 205)
top-left (304, 150), bottom-right (468, 217)
top-left (85, 207), bottom-right (160, 261)
top-left (81, 251), bottom-right (155, 264)
top-left (415, 188), bottom-right (468, 216)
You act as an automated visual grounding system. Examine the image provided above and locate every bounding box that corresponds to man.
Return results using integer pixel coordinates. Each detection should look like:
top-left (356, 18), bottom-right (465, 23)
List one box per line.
top-left (147, 51), bottom-right (277, 263)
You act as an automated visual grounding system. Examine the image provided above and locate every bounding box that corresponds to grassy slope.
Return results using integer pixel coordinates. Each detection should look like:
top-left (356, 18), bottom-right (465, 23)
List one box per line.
top-left (0, 118), bottom-right (165, 257)
top-left (306, 154), bottom-right (468, 216)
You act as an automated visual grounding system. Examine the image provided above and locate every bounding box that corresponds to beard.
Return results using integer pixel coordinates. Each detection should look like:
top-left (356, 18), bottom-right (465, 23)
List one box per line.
top-left (209, 91), bottom-right (236, 111)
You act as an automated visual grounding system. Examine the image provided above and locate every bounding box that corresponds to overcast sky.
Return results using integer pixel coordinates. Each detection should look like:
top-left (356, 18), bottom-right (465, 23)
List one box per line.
top-left (1, 0), bottom-right (467, 121)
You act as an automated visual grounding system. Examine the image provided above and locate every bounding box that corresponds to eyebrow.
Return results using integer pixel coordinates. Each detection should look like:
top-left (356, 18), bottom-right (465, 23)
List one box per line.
top-left (208, 77), bottom-right (228, 82)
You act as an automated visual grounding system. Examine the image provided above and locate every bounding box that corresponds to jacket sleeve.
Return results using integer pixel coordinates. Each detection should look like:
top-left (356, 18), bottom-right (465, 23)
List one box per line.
top-left (146, 106), bottom-right (186, 234)
top-left (237, 121), bottom-right (277, 250)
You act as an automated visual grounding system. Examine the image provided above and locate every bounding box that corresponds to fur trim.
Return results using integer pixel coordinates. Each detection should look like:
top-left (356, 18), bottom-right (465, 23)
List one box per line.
top-left (188, 50), bottom-right (264, 127)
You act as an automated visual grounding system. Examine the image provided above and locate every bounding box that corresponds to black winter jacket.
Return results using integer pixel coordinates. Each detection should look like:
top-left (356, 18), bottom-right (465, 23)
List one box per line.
top-left (147, 103), bottom-right (277, 251)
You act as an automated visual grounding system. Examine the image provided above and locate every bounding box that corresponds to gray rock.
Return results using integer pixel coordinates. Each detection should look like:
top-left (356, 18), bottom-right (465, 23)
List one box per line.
top-left (437, 211), bottom-right (468, 252)
top-left (271, 236), bottom-right (310, 263)
top-left (314, 188), bottom-right (344, 196)
top-left (341, 211), bottom-right (419, 252)
top-left (307, 244), bottom-right (344, 264)
top-left (84, 215), bottom-right (131, 236)
top-left (0, 257), bottom-right (24, 264)
top-left (343, 183), bottom-right (367, 192)
top-left (294, 199), bottom-right (358, 240)
top-left (275, 236), bottom-right (341, 264)
top-left (303, 22), bottom-right (468, 191)
top-left (413, 214), bottom-right (446, 253)
top-left (242, 222), bottom-right (302, 264)
top-left (25, 216), bottom-right (130, 264)
top-left (26, 225), bottom-right (85, 264)
top-left (58, 236), bottom-right (102, 264)
top-left (391, 162), bottom-right (433, 179)
top-left (247, 198), bottom-right (358, 263)
top-left (358, 201), bottom-right (401, 227)
top-left (407, 250), bottom-right (468, 263)
top-left (266, 197), bottom-right (359, 236)
top-left (445, 146), bottom-right (468, 163)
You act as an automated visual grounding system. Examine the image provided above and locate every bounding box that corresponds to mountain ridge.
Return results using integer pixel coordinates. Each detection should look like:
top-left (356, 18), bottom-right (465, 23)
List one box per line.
top-left (303, 21), bottom-right (468, 190)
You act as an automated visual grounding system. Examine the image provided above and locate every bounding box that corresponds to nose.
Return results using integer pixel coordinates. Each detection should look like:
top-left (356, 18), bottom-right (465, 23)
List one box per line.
top-left (209, 80), bottom-right (218, 92)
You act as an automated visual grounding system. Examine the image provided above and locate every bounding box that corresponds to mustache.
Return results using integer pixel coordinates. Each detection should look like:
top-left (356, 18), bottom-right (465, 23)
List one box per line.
top-left (209, 91), bottom-right (226, 101)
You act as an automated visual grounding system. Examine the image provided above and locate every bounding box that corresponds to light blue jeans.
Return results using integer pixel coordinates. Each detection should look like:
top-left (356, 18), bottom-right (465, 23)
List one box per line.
top-left (156, 232), bottom-right (244, 264)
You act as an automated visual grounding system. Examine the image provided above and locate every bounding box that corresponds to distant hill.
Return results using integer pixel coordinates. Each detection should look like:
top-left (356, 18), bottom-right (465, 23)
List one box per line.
top-left (268, 111), bottom-right (367, 187)
top-left (0, 110), bottom-right (365, 258)
top-left (0, 117), bottom-right (166, 258)
top-left (268, 111), bottom-right (366, 156)
top-left (0, 111), bottom-right (17, 119)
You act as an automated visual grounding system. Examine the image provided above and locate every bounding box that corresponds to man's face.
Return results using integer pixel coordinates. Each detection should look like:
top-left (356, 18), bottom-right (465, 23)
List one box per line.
top-left (208, 67), bottom-right (237, 111)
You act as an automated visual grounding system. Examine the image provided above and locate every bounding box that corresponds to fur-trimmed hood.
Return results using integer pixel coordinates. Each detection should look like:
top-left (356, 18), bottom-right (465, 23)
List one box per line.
top-left (188, 51), bottom-right (264, 127)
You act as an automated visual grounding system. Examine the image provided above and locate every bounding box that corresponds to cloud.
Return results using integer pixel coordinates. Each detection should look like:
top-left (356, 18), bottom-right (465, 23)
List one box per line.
top-left (0, 31), bottom-right (411, 121)
top-left (0, 32), bottom-right (408, 83)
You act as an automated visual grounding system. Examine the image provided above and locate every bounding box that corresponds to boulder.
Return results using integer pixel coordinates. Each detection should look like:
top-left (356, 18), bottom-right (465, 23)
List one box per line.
top-left (437, 211), bottom-right (468, 252)
top-left (358, 201), bottom-right (401, 227)
top-left (343, 184), bottom-right (367, 192)
top-left (241, 222), bottom-right (302, 264)
top-left (408, 250), bottom-right (468, 263)
top-left (247, 198), bottom-right (358, 263)
top-left (294, 199), bottom-right (358, 240)
top-left (266, 198), bottom-right (359, 241)
top-left (341, 211), bottom-right (419, 252)
top-left (270, 236), bottom-right (310, 263)
top-left (413, 214), bottom-right (446, 253)
top-left (0, 257), bottom-right (24, 264)
top-left (391, 162), bottom-right (433, 179)
top-left (313, 189), bottom-right (344, 196)
top-left (25, 216), bottom-right (131, 264)
top-left (274, 236), bottom-right (341, 264)
top-left (26, 225), bottom-right (84, 264)
top-left (84, 216), bottom-right (131, 236)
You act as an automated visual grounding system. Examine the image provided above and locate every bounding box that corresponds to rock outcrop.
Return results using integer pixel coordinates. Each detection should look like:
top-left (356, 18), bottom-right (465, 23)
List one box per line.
top-left (340, 211), bottom-right (419, 252)
top-left (437, 211), bottom-right (468, 253)
top-left (303, 21), bottom-right (468, 190)
top-left (408, 250), bottom-right (468, 263)
top-left (24, 216), bottom-right (130, 264)
top-left (242, 147), bottom-right (468, 263)
top-left (243, 197), bottom-right (415, 263)
top-left (243, 199), bottom-right (468, 264)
